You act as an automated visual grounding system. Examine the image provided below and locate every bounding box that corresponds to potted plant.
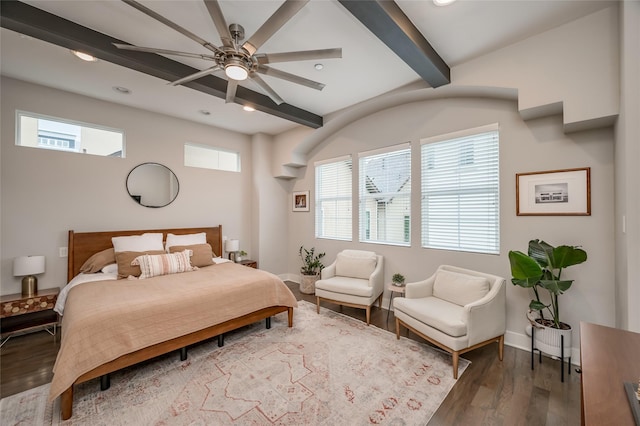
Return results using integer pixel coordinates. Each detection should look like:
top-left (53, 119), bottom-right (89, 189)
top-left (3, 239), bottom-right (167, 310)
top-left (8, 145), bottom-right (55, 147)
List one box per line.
top-left (298, 246), bottom-right (325, 294)
top-left (392, 273), bottom-right (405, 287)
top-left (508, 239), bottom-right (587, 357)
top-left (236, 250), bottom-right (247, 262)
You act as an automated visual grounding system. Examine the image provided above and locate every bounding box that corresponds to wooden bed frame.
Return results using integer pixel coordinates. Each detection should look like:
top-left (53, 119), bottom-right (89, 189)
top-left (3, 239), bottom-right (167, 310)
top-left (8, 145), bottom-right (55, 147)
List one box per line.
top-left (60, 225), bottom-right (294, 420)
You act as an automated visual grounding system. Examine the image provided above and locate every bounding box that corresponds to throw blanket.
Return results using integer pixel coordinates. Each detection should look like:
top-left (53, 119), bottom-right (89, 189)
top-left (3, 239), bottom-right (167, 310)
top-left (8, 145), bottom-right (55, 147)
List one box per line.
top-left (49, 263), bottom-right (297, 401)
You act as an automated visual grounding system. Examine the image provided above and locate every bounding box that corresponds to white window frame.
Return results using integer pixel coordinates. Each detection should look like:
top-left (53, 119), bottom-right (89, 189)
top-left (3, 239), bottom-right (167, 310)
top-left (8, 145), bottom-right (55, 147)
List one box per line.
top-left (315, 155), bottom-right (353, 241)
top-left (16, 110), bottom-right (125, 157)
top-left (358, 143), bottom-right (411, 246)
top-left (421, 124), bottom-right (500, 255)
top-left (184, 143), bottom-right (241, 172)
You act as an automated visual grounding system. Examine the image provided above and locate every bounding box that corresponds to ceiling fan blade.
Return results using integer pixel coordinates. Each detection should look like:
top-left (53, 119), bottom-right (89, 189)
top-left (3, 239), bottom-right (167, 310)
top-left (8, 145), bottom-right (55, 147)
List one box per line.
top-left (242, 0), bottom-right (309, 56)
top-left (113, 43), bottom-right (217, 61)
top-left (225, 79), bottom-right (238, 104)
top-left (121, 0), bottom-right (221, 54)
top-left (255, 48), bottom-right (342, 64)
top-left (203, 0), bottom-right (233, 48)
top-left (257, 65), bottom-right (325, 91)
top-left (250, 74), bottom-right (284, 105)
top-left (169, 66), bottom-right (220, 86)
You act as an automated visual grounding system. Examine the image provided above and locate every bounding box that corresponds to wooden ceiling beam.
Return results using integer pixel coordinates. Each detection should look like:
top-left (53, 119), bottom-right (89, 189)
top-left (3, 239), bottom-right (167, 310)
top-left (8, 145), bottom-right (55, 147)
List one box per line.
top-left (338, 0), bottom-right (450, 88)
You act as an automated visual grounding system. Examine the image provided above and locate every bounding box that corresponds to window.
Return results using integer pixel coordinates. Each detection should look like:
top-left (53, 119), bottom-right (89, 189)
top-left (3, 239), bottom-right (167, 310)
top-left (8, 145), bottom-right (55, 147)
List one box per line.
top-left (16, 111), bottom-right (124, 157)
top-left (184, 143), bottom-right (240, 172)
top-left (359, 144), bottom-right (411, 245)
top-left (421, 124), bottom-right (499, 254)
top-left (315, 156), bottom-right (352, 240)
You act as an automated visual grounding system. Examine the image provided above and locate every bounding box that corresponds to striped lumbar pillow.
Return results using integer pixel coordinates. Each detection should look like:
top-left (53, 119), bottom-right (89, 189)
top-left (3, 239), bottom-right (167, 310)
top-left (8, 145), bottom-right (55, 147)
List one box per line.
top-left (132, 250), bottom-right (195, 279)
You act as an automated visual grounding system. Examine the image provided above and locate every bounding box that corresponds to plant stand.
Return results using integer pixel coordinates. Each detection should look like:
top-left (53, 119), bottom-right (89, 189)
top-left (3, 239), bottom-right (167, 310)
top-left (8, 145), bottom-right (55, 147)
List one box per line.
top-left (531, 326), bottom-right (572, 382)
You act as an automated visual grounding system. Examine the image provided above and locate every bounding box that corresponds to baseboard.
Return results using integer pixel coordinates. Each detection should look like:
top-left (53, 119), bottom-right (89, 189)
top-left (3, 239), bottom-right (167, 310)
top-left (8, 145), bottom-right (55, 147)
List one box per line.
top-left (505, 330), bottom-right (581, 367)
top-left (279, 273), bottom-right (300, 283)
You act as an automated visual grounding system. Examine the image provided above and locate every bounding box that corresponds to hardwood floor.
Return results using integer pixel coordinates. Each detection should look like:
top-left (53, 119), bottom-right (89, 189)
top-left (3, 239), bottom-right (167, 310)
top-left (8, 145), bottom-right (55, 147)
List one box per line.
top-left (0, 282), bottom-right (581, 425)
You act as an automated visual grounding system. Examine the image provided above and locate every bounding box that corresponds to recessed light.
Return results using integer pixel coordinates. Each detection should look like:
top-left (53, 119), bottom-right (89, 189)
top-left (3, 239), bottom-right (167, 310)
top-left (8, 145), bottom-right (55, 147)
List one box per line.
top-left (71, 50), bottom-right (98, 62)
top-left (314, 63), bottom-right (324, 71)
top-left (112, 86), bottom-right (131, 94)
top-left (433, 0), bottom-right (457, 6)
top-left (199, 109), bottom-right (211, 115)
top-left (243, 105), bottom-right (255, 112)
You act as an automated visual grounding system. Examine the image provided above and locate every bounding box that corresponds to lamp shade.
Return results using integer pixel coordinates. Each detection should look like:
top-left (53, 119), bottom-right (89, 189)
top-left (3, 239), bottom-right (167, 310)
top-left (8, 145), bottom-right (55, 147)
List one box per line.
top-left (225, 239), bottom-right (239, 253)
top-left (13, 255), bottom-right (45, 276)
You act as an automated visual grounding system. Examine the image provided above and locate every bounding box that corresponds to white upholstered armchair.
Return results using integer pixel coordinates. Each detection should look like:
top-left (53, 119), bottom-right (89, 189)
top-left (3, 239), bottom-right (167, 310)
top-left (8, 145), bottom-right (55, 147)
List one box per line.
top-left (393, 265), bottom-right (506, 378)
top-left (315, 250), bottom-right (384, 325)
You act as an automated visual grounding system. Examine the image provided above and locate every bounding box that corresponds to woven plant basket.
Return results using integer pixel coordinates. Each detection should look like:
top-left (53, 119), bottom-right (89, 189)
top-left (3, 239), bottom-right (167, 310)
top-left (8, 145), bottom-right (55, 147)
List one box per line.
top-left (300, 274), bottom-right (319, 295)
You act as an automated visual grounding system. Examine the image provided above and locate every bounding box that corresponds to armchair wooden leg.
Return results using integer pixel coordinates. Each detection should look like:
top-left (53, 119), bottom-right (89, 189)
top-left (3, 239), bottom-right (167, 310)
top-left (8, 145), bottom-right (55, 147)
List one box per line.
top-left (377, 294), bottom-right (382, 308)
top-left (452, 351), bottom-right (460, 379)
top-left (395, 317), bottom-right (401, 339)
top-left (365, 306), bottom-right (371, 325)
top-left (316, 297), bottom-right (320, 314)
top-left (498, 334), bottom-right (504, 361)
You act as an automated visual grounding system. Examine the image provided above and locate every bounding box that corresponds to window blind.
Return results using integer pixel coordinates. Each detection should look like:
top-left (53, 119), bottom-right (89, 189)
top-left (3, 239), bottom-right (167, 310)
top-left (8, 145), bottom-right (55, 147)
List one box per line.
top-left (315, 157), bottom-right (352, 240)
top-left (359, 146), bottom-right (411, 245)
top-left (421, 129), bottom-right (499, 254)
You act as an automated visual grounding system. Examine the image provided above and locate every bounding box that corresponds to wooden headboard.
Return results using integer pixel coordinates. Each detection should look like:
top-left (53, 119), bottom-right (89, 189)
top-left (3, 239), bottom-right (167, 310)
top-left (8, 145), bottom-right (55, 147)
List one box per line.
top-left (67, 225), bottom-right (223, 282)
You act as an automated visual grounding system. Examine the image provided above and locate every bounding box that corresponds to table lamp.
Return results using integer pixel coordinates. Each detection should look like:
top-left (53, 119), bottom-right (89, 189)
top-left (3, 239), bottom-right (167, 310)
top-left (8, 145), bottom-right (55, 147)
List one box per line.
top-left (225, 239), bottom-right (239, 261)
top-left (13, 255), bottom-right (45, 297)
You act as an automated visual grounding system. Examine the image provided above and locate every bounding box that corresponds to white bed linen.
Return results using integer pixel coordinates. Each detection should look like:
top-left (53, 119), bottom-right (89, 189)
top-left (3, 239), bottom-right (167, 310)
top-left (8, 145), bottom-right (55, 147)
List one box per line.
top-left (55, 272), bottom-right (117, 316)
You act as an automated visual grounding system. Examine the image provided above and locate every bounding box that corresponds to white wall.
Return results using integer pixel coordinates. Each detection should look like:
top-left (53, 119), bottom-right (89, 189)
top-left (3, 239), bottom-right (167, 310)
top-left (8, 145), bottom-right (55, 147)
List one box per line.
top-left (1, 77), bottom-right (253, 294)
top-left (453, 6), bottom-right (619, 129)
top-left (288, 96), bottom-right (615, 358)
top-left (615, 1), bottom-right (640, 332)
top-left (251, 133), bottom-right (292, 274)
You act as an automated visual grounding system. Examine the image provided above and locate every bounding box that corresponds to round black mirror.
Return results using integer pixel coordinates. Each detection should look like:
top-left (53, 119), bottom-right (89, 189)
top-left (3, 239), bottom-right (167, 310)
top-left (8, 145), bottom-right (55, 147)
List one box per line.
top-left (126, 162), bottom-right (179, 208)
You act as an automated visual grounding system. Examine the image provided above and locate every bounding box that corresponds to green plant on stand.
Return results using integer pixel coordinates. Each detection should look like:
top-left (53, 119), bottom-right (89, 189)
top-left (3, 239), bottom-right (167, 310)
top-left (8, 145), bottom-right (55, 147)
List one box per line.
top-left (392, 273), bottom-right (405, 287)
top-left (508, 239), bottom-right (587, 329)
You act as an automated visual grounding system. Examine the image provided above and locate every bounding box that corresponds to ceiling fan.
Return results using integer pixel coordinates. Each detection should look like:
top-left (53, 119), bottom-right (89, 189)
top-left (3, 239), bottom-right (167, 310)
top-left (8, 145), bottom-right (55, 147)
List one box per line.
top-left (113, 0), bottom-right (342, 106)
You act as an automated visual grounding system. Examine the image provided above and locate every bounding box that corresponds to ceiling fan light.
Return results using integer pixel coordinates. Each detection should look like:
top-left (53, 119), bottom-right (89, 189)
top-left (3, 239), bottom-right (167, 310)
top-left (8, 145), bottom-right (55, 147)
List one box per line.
top-left (71, 50), bottom-right (97, 62)
top-left (433, 0), bottom-right (457, 6)
top-left (225, 64), bottom-right (248, 81)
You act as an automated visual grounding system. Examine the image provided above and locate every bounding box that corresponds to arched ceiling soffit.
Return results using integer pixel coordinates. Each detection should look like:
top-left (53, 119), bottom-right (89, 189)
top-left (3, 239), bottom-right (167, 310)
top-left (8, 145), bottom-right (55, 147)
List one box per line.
top-left (295, 84), bottom-right (518, 157)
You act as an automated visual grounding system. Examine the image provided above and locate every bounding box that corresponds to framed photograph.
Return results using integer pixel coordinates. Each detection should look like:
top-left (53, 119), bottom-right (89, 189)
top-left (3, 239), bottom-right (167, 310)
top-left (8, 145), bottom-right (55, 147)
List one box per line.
top-left (293, 190), bottom-right (310, 212)
top-left (516, 167), bottom-right (591, 216)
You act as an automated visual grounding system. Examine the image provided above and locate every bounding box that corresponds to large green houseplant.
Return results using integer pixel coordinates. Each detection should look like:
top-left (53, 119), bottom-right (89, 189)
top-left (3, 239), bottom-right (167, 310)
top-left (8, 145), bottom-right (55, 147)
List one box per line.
top-left (509, 239), bottom-right (587, 358)
top-left (509, 239), bottom-right (587, 329)
top-left (298, 246), bottom-right (325, 294)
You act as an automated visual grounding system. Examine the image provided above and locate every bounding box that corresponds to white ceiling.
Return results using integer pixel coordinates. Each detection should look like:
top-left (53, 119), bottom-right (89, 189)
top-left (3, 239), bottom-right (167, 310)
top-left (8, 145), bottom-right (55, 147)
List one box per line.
top-left (0, 0), bottom-right (615, 136)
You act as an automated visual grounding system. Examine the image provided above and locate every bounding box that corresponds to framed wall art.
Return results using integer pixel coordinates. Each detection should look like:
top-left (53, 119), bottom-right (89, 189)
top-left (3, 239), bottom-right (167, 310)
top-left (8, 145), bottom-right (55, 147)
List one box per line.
top-left (516, 167), bottom-right (591, 216)
top-left (293, 190), bottom-right (310, 212)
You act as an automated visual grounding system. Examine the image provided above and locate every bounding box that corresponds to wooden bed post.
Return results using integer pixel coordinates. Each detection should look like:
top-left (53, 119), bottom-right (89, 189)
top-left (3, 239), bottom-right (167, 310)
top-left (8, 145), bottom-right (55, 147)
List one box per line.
top-left (61, 386), bottom-right (73, 420)
top-left (288, 307), bottom-right (294, 327)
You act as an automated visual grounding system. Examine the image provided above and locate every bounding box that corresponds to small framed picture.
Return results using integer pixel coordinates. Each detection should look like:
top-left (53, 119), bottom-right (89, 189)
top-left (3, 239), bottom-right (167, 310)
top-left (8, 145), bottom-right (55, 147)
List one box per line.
top-left (293, 190), bottom-right (310, 212)
top-left (516, 167), bottom-right (591, 216)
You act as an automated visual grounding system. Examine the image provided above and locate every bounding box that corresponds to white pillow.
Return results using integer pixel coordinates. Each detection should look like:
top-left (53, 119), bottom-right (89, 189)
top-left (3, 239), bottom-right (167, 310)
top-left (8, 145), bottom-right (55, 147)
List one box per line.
top-left (111, 233), bottom-right (164, 253)
top-left (432, 270), bottom-right (490, 307)
top-left (132, 250), bottom-right (196, 279)
top-left (101, 263), bottom-right (118, 274)
top-left (335, 250), bottom-right (377, 280)
top-left (165, 232), bottom-right (207, 252)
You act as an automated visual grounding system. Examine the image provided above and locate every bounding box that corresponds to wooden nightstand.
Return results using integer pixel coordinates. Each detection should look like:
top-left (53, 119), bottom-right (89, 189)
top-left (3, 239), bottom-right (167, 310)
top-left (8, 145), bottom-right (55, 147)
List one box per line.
top-left (0, 287), bottom-right (59, 347)
top-left (237, 259), bottom-right (258, 269)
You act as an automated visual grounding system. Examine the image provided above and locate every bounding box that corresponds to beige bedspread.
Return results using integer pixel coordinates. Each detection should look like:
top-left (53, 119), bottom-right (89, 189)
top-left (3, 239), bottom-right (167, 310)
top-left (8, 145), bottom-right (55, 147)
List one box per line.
top-left (49, 263), bottom-right (297, 401)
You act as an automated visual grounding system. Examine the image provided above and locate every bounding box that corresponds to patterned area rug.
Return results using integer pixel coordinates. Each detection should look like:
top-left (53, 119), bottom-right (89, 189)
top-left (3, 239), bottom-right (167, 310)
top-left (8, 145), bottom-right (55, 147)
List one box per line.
top-left (0, 301), bottom-right (468, 425)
